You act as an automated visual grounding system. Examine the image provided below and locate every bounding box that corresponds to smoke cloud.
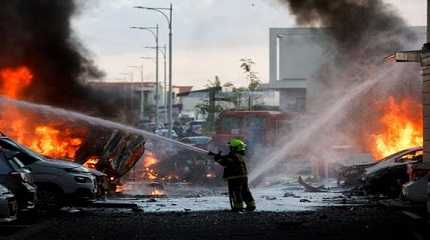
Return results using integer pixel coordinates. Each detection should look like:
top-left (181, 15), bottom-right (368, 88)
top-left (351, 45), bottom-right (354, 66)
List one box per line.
top-left (0, 0), bottom-right (119, 117)
top-left (282, 0), bottom-right (415, 53)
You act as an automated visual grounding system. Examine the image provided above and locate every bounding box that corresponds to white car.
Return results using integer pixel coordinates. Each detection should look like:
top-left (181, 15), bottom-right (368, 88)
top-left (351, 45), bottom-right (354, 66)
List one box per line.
top-left (0, 136), bottom-right (97, 209)
top-left (0, 184), bottom-right (17, 222)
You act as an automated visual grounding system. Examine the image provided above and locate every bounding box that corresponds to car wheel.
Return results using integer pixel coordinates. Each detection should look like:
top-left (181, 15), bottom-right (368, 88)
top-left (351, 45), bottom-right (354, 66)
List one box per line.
top-left (37, 186), bottom-right (63, 211)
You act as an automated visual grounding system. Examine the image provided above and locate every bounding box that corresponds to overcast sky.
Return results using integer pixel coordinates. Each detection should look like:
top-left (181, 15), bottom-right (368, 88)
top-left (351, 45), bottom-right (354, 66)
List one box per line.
top-left (72, 0), bottom-right (428, 89)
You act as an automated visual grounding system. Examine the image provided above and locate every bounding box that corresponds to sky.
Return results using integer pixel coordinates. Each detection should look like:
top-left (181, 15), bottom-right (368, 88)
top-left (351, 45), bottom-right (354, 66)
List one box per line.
top-left (73, 0), bottom-right (428, 89)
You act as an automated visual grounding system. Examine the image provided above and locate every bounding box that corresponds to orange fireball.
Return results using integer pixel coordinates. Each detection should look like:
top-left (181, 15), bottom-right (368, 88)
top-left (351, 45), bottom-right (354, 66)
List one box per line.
top-left (0, 66), bottom-right (85, 160)
top-left (367, 97), bottom-right (423, 160)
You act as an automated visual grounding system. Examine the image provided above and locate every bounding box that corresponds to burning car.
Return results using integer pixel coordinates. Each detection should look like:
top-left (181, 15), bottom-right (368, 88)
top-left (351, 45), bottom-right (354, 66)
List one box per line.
top-left (361, 147), bottom-right (423, 197)
top-left (0, 135), bottom-right (97, 209)
top-left (337, 147), bottom-right (424, 197)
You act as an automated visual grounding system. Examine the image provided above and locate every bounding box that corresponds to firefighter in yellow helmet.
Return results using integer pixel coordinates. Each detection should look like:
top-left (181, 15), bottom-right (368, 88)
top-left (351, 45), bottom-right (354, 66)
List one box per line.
top-left (209, 138), bottom-right (256, 212)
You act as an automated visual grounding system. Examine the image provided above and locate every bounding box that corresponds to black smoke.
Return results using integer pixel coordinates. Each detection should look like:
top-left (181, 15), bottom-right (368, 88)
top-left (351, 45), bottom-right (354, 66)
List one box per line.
top-left (0, 0), bottom-right (119, 117)
top-left (281, 0), bottom-right (416, 55)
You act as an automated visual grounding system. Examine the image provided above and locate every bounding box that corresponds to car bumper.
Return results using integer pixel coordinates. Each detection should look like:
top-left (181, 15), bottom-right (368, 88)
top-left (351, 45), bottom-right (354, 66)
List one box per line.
top-left (16, 183), bottom-right (37, 210)
top-left (65, 186), bottom-right (97, 203)
top-left (0, 195), bottom-right (18, 222)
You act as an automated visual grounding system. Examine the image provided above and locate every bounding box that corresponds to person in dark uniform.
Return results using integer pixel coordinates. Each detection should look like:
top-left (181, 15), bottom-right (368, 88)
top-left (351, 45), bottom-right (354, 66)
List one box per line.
top-left (209, 138), bottom-right (256, 212)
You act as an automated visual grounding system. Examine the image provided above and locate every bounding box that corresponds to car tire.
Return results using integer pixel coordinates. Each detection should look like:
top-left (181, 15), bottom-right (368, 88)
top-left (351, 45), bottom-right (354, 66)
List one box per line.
top-left (37, 185), bottom-right (63, 211)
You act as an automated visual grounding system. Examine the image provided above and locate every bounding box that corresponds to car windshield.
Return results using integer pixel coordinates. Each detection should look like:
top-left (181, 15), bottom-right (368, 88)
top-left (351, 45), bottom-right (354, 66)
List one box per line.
top-left (0, 139), bottom-right (44, 165)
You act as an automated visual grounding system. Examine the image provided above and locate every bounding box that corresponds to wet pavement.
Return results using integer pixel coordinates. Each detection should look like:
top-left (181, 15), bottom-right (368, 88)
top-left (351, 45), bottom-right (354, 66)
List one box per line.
top-left (2, 205), bottom-right (427, 240)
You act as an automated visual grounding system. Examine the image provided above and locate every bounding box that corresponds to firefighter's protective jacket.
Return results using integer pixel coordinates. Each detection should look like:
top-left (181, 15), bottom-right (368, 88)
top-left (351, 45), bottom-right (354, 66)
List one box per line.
top-left (214, 152), bottom-right (248, 179)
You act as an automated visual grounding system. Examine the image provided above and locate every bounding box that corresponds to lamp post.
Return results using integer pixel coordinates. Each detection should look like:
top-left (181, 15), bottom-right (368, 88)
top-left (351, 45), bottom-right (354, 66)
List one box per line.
top-left (135, 4), bottom-right (173, 137)
top-left (146, 45), bottom-right (167, 124)
top-left (130, 25), bottom-right (160, 129)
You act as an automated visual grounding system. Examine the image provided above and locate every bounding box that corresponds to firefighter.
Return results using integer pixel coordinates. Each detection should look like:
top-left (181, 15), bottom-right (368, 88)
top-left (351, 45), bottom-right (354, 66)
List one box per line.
top-left (209, 138), bottom-right (256, 212)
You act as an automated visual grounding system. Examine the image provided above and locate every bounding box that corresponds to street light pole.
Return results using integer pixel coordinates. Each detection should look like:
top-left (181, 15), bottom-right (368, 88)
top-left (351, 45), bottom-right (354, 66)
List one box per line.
top-left (146, 45), bottom-right (167, 124)
top-left (155, 24), bottom-right (160, 129)
top-left (135, 4), bottom-right (174, 137)
top-left (168, 3), bottom-right (173, 138)
top-left (130, 25), bottom-right (160, 129)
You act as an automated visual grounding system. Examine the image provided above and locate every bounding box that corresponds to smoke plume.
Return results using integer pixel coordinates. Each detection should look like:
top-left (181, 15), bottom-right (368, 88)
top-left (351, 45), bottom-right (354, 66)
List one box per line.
top-left (283, 0), bottom-right (416, 51)
top-left (0, 0), bottom-right (118, 117)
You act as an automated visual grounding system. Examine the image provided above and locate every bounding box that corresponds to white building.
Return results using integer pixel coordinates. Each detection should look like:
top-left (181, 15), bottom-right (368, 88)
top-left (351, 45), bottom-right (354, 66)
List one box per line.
top-left (265, 28), bottom-right (328, 113)
top-left (266, 27), bottom-right (427, 114)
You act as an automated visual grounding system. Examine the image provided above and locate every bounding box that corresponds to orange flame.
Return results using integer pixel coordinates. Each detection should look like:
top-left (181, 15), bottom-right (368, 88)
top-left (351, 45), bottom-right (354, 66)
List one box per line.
top-left (0, 66), bottom-right (33, 99)
top-left (29, 126), bottom-right (82, 159)
top-left (143, 153), bottom-right (158, 168)
top-left (367, 97), bottom-right (423, 160)
top-left (84, 156), bottom-right (100, 169)
top-left (0, 66), bottom-right (85, 160)
top-left (151, 189), bottom-right (164, 196)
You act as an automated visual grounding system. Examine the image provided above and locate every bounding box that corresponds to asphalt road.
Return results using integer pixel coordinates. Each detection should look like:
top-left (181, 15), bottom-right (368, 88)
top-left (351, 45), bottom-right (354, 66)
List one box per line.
top-left (2, 205), bottom-right (428, 240)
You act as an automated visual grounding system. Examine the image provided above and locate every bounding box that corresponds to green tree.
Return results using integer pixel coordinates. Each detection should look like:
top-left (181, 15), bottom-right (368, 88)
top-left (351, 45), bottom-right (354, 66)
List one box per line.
top-left (240, 58), bottom-right (261, 110)
top-left (240, 58), bottom-right (260, 91)
top-left (194, 76), bottom-right (225, 133)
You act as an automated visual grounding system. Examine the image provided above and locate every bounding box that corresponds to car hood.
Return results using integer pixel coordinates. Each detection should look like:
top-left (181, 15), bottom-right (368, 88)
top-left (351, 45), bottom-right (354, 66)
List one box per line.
top-left (37, 159), bottom-right (85, 170)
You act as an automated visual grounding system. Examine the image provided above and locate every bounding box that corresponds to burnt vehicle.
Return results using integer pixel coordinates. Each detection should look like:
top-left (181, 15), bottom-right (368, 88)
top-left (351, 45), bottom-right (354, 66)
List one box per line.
top-left (79, 130), bottom-right (146, 193)
top-left (361, 147), bottom-right (423, 197)
top-left (0, 149), bottom-right (37, 211)
top-left (336, 148), bottom-right (422, 187)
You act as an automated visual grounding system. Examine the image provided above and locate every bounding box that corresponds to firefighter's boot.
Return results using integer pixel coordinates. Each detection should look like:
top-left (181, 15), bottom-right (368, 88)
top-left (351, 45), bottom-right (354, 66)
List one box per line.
top-left (245, 201), bottom-right (256, 212)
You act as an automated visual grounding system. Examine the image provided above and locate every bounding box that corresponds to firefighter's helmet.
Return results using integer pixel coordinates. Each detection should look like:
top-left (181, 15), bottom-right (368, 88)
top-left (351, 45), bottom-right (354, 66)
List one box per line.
top-left (228, 138), bottom-right (247, 152)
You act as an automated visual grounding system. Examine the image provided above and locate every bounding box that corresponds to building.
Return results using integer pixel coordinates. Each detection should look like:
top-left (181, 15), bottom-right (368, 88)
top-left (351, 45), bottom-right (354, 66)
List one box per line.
top-left (266, 27), bottom-right (429, 115)
top-left (265, 28), bottom-right (328, 113)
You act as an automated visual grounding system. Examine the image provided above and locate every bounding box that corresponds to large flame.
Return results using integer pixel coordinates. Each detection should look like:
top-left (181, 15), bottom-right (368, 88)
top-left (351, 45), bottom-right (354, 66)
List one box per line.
top-left (0, 66), bottom-right (85, 160)
top-left (0, 66), bottom-right (33, 99)
top-left (367, 97), bottom-right (423, 160)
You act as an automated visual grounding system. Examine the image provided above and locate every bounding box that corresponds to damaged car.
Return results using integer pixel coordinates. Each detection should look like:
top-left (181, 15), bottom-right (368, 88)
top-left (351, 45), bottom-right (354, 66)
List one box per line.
top-left (0, 149), bottom-right (37, 211)
top-left (0, 184), bottom-right (17, 222)
top-left (0, 136), bottom-right (97, 209)
top-left (362, 147), bottom-right (423, 197)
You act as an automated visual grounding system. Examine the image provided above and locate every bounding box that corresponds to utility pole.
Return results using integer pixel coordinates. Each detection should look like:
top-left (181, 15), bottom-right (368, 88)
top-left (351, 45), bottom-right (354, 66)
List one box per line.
top-left (135, 3), bottom-right (174, 138)
top-left (155, 24), bottom-right (160, 129)
top-left (146, 45), bottom-right (167, 124)
top-left (130, 25), bottom-right (160, 129)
